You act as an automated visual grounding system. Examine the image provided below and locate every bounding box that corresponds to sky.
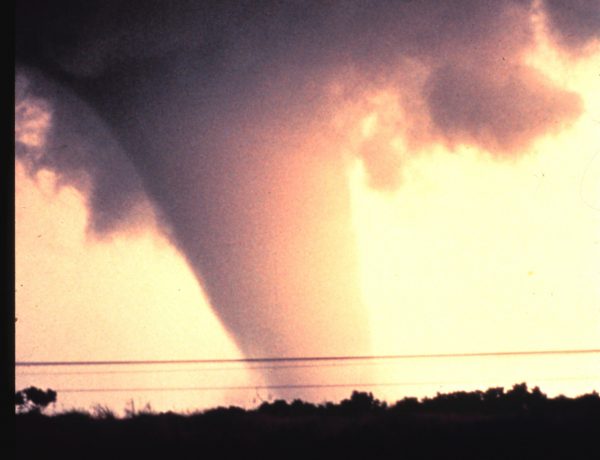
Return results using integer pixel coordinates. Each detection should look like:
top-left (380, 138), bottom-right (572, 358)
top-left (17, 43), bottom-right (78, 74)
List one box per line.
top-left (15, 0), bottom-right (600, 414)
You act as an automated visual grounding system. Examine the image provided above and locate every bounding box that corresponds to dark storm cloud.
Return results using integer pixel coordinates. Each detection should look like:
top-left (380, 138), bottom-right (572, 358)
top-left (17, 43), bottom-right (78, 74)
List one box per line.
top-left (15, 73), bottom-right (149, 235)
top-left (543, 0), bottom-right (600, 49)
top-left (15, 0), bottom-right (590, 388)
top-left (424, 63), bottom-right (582, 153)
top-left (16, 1), bottom-right (584, 164)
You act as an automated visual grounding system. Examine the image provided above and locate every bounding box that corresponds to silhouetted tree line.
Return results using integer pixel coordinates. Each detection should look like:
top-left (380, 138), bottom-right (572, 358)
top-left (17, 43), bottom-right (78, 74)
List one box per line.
top-left (252, 383), bottom-right (599, 418)
top-left (15, 384), bottom-right (600, 460)
top-left (15, 382), bottom-right (600, 418)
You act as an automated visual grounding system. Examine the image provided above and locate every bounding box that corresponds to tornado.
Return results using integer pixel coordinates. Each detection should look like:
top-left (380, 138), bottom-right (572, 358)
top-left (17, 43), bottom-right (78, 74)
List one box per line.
top-left (15, 0), bottom-right (590, 389)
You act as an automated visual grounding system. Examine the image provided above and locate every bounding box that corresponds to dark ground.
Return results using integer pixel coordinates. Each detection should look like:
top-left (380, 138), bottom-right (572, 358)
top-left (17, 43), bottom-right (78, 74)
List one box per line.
top-left (15, 384), bottom-right (600, 460)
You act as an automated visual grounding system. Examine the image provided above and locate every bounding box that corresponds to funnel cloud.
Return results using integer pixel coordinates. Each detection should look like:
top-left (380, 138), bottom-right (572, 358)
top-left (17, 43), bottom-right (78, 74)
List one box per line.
top-left (15, 0), bottom-right (590, 387)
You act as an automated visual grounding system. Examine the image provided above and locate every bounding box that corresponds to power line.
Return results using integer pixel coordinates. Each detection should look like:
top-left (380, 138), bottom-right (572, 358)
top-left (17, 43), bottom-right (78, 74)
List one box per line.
top-left (15, 348), bottom-right (600, 367)
top-left (16, 348), bottom-right (600, 377)
top-left (16, 360), bottom-right (396, 377)
top-left (51, 375), bottom-right (600, 394)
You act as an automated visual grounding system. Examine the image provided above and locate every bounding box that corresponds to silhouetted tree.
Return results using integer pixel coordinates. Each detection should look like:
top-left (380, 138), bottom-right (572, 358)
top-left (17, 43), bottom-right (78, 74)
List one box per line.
top-left (339, 391), bottom-right (384, 415)
top-left (15, 387), bottom-right (57, 413)
top-left (391, 396), bottom-right (420, 414)
top-left (289, 399), bottom-right (318, 416)
top-left (258, 399), bottom-right (290, 416)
